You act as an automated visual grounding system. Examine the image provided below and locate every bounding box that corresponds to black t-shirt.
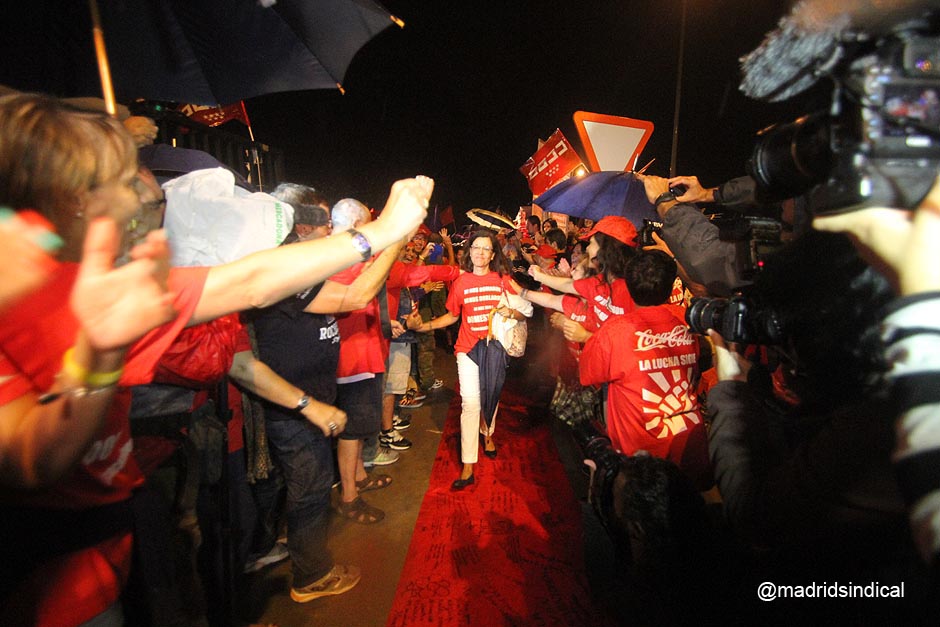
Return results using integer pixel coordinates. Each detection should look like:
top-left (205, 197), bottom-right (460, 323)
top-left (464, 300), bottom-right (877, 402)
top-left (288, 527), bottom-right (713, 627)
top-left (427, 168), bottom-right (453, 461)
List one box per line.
top-left (248, 283), bottom-right (340, 420)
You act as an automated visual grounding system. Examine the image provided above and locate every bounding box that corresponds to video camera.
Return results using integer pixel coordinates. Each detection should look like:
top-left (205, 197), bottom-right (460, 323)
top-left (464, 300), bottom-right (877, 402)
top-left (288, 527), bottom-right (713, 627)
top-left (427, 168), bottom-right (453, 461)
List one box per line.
top-left (742, 2), bottom-right (940, 215)
top-left (716, 214), bottom-right (785, 281)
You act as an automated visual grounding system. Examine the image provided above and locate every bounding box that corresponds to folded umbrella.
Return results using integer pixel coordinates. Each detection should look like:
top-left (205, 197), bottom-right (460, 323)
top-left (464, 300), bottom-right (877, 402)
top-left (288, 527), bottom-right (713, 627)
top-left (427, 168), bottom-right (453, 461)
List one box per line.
top-left (533, 171), bottom-right (659, 227)
top-left (466, 337), bottom-right (509, 430)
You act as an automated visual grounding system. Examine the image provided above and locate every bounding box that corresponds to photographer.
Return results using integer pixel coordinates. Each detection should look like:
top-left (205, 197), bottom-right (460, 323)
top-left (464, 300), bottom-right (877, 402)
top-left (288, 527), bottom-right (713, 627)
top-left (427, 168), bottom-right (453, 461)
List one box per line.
top-left (814, 175), bottom-right (940, 571)
top-left (704, 228), bottom-right (928, 586)
top-left (636, 173), bottom-right (798, 297)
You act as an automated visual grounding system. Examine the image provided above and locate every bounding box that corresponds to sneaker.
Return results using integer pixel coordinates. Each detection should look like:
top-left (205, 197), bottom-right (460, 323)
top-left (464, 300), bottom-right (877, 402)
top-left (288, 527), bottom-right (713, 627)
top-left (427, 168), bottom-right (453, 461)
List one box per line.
top-left (290, 564), bottom-right (361, 603)
top-left (392, 413), bottom-right (411, 431)
top-left (397, 389), bottom-right (424, 408)
top-left (243, 542), bottom-right (290, 574)
top-left (363, 446), bottom-right (400, 468)
top-left (430, 378), bottom-right (444, 389)
top-left (380, 428), bottom-right (412, 451)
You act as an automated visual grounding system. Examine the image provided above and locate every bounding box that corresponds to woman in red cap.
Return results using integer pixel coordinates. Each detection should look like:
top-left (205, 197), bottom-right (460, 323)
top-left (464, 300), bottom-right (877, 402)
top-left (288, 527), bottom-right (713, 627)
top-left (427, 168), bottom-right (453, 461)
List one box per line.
top-left (528, 216), bottom-right (639, 338)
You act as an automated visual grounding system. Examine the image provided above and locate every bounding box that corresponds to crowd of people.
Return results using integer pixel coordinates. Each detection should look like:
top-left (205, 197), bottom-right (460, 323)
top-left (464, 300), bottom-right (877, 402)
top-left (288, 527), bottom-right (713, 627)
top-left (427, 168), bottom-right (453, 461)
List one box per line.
top-left (2, 84), bottom-right (940, 627)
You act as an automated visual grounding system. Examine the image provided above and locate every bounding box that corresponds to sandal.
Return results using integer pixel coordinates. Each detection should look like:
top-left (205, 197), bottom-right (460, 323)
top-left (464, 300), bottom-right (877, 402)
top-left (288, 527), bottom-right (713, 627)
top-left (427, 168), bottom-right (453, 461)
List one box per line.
top-left (356, 473), bottom-right (393, 493)
top-left (335, 496), bottom-right (385, 524)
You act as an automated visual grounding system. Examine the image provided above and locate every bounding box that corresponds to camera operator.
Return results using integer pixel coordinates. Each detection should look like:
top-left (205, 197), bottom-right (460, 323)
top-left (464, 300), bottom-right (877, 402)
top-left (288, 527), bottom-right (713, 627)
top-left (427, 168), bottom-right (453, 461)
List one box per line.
top-left (814, 174), bottom-right (940, 572)
top-left (702, 226), bottom-right (940, 602)
top-left (636, 173), bottom-right (802, 298)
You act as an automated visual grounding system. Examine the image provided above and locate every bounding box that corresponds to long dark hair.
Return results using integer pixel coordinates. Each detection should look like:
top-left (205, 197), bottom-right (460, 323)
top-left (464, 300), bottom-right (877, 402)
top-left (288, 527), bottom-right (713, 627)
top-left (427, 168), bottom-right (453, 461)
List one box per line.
top-left (593, 232), bottom-right (636, 283)
top-left (461, 229), bottom-right (511, 275)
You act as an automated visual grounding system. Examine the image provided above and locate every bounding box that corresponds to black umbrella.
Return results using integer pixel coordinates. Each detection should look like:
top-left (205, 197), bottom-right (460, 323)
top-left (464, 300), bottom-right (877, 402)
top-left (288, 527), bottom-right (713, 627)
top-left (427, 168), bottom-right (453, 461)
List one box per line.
top-left (1, 0), bottom-right (401, 106)
top-left (467, 337), bottom-right (509, 430)
top-left (533, 171), bottom-right (659, 226)
top-left (139, 144), bottom-right (253, 189)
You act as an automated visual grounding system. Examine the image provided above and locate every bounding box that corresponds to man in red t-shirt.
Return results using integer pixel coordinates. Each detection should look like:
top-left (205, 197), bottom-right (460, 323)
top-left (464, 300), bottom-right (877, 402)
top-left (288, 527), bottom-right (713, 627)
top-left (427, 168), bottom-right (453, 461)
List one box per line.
top-left (579, 250), bottom-right (712, 490)
top-left (318, 199), bottom-right (408, 525)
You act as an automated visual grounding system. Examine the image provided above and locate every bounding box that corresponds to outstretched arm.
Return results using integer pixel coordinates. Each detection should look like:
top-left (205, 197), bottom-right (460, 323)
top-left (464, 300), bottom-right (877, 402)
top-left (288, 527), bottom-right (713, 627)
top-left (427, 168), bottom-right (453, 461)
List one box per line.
top-left (528, 264), bottom-right (577, 294)
top-left (305, 239), bottom-right (407, 314)
top-left (407, 310), bottom-right (459, 332)
top-left (193, 177), bottom-right (431, 324)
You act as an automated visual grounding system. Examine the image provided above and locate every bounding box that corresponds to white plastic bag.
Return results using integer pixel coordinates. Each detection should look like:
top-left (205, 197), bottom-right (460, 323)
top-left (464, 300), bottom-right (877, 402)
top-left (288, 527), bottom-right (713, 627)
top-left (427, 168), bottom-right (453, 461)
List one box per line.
top-left (163, 168), bottom-right (294, 266)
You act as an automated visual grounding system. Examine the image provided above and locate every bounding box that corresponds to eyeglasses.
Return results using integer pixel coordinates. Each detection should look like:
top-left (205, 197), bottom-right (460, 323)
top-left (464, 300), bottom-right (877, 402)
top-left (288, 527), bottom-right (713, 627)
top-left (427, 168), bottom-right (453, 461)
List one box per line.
top-left (470, 245), bottom-right (493, 253)
top-left (140, 198), bottom-right (167, 212)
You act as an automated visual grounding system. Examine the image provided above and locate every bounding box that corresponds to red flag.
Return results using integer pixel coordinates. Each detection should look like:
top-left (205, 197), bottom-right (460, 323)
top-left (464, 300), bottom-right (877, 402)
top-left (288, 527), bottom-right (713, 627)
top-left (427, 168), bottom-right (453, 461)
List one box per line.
top-left (178, 102), bottom-right (251, 127)
top-left (440, 205), bottom-right (454, 227)
top-left (519, 129), bottom-right (583, 196)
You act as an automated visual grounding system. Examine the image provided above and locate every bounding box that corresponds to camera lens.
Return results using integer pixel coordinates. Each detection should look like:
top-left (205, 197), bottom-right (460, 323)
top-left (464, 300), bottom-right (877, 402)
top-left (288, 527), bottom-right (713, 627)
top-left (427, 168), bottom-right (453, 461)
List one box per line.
top-left (686, 297), bottom-right (726, 336)
top-left (749, 112), bottom-right (833, 201)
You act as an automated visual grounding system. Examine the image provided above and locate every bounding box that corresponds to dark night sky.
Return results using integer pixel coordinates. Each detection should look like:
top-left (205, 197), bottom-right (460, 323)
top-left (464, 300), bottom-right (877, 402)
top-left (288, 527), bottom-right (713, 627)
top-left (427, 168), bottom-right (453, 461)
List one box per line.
top-left (0, 0), bottom-right (831, 217)
top-left (244, 0), bottom-right (825, 215)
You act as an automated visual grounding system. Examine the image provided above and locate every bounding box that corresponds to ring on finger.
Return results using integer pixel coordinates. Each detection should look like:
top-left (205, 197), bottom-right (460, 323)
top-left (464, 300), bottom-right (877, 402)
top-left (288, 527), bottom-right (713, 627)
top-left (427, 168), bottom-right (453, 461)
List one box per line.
top-left (328, 422), bottom-right (338, 432)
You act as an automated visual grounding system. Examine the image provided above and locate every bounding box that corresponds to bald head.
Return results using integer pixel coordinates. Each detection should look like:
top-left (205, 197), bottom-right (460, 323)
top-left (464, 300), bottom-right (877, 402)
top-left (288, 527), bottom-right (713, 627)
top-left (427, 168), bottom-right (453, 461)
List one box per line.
top-left (331, 198), bottom-right (370, 233)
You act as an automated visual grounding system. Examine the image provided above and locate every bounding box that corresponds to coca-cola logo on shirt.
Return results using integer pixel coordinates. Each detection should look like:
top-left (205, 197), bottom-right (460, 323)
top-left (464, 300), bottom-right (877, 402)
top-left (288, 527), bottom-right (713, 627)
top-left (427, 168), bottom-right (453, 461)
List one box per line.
top-left (634, 325), bottom-right (696, 351)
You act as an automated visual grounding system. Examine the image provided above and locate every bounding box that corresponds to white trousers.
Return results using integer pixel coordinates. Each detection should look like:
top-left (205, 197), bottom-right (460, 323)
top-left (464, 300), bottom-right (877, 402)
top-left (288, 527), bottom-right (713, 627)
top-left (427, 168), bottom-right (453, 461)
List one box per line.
top-left (456, 352), bottom-right (497, 464)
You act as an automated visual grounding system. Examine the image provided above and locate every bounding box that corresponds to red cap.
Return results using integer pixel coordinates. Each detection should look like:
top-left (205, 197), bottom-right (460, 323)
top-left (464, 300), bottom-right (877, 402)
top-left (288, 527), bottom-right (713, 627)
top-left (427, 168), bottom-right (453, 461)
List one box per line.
top-left (534, 244), bottom-right (558, 258)
top-left (581, 216), bottom-right (638, 247)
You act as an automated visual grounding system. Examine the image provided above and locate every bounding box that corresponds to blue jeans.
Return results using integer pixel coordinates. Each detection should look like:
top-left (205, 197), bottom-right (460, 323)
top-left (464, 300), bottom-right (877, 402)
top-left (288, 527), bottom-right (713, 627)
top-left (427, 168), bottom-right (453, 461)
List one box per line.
top-left (264, 418), bottom-right (334, 587)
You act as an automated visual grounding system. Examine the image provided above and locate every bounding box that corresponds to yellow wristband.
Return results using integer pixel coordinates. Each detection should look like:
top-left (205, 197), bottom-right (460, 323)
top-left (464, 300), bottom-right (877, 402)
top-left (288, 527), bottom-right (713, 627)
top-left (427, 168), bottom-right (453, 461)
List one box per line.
top-left (62, 347), bottom-right (124, 388)
top-left (61, 348), bottom-right (90, 383)
top-left (87, 367), bottom-right (124, 388)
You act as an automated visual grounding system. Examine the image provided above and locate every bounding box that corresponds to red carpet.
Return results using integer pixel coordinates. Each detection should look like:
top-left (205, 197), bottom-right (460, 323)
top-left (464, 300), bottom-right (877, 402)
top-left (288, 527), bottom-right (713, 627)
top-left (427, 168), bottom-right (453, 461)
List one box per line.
top-left (386, 381), bottom-right (613, 627)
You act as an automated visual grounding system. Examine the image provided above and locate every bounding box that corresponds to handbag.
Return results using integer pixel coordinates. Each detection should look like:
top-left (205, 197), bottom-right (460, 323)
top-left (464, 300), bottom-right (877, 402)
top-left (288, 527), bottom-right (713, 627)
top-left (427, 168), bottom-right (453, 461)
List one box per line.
top-left (488, 288), bottom-right (532, 358)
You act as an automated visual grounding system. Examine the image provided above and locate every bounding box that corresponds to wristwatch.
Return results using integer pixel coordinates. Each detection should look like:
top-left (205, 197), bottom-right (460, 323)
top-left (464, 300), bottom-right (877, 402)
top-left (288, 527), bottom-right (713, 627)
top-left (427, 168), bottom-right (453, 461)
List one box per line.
top-left (346, 228), bottom-right (372, 261)
top-left (294, 394), bottom-right (311, 411)
top-left (654, 190), bottom-right (677, 206)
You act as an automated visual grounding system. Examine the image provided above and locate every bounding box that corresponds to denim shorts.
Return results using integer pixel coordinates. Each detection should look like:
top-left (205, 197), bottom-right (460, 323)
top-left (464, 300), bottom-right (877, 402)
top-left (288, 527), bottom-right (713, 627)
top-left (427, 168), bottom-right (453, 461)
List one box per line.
top-left (335, 375), bottom-right (383, 440)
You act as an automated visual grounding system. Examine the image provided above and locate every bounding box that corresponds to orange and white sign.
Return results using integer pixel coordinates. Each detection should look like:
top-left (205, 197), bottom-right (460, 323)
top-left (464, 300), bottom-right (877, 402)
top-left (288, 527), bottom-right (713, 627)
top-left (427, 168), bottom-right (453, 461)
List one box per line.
top-left (573, 111), bottom-right (653, 172)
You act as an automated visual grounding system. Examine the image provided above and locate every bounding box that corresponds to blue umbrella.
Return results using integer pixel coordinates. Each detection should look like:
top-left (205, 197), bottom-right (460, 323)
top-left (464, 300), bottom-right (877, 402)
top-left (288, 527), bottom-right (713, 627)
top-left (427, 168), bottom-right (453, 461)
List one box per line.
top-left (467, 338), bottom-right (509, 430)
top-left (533, 171), bottom-right (659, 227)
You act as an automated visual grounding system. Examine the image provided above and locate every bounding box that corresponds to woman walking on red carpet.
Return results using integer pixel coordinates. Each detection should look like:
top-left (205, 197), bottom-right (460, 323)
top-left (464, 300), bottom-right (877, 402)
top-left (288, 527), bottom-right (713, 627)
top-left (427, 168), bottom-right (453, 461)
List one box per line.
top-left (408, 230), bottom-right (526, 490)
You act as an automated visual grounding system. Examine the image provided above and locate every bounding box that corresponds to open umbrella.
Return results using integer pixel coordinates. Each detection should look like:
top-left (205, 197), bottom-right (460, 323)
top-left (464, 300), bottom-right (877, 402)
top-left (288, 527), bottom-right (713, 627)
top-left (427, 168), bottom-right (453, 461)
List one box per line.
top-left (466, 208), bottom-right (517, 232)
top-left (533, 171), bottom-right (659, 227)
top-left (466, 338), bottom-right (509, 430)
top-left (1, 0), bottom-right (401, 106)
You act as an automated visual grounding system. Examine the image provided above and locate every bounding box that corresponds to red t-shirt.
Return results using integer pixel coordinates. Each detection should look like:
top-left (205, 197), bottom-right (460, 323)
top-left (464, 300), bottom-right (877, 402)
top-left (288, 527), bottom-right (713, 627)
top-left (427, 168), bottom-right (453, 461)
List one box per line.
top-left (560, 293), bottom-right (593, 357)
top-left (572, 275), bottom-right (636, 330)
top-left (330, 262), bottom-right (388, 380)
top-left (385, 262), bottom-right (460, 322)
top-left (579, 305), bottom-right (711, 489)
top-left (0, 263), bottom-right (208, 626)
top-left (668, 276), bottom-right (687, 309)
top-left (445, 271), bottom-right (513, 355)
